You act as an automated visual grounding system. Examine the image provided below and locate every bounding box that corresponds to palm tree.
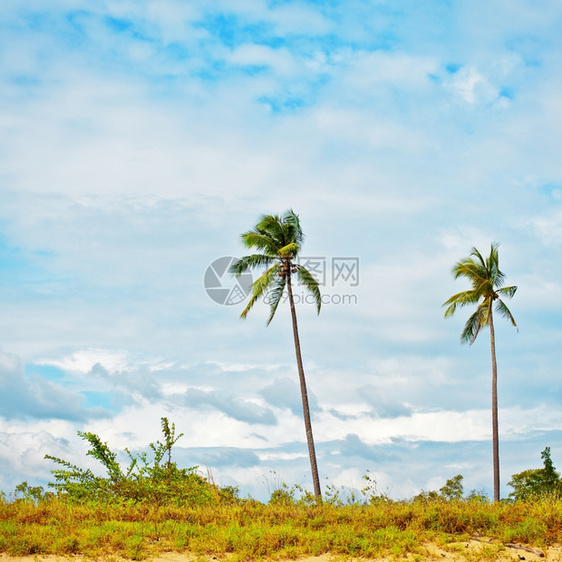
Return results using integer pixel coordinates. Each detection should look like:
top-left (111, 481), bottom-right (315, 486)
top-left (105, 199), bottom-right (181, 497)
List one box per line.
top-left (230, 210), bottom-right (323, 499)
top-left (443, 243), bottom-right (517, 501)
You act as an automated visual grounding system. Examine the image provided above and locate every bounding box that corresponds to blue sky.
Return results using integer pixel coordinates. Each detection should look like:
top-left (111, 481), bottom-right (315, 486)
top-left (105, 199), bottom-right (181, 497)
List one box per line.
top-left (1, 0), bottom-right (562, 501)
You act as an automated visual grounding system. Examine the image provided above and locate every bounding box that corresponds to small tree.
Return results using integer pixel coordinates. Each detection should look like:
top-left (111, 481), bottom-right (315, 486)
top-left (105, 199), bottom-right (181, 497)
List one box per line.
top-left (508, 447), bottom-right (562, 501)
top-left (439, 474), bottom-right (464, 500)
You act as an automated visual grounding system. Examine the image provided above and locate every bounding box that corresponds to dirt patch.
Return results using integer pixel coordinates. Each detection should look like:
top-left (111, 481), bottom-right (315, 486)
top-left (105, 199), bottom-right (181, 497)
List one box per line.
top-left (422, 539), bottom-right (553, 561)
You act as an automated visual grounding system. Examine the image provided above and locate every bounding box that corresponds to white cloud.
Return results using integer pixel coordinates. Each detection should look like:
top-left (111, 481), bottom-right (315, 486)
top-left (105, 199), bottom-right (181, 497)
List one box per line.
top-left (38, 349), bottom-right (131, 374)
top-left (445, 66), bottom-right (498, 105)
top-left (529, 209), bottom-right (562, 246)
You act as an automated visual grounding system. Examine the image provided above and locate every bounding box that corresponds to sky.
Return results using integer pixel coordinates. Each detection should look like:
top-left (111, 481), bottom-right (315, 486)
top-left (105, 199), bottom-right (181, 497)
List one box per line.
top-left (1, 0), bottom-right (562, 502)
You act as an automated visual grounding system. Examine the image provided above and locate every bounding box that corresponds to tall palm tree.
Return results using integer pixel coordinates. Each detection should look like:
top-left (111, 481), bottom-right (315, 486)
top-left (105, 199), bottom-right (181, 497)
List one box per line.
top-left (230, 210), bottom-right (323, 499)
top-left (443, 243), bottom-right (517, 502)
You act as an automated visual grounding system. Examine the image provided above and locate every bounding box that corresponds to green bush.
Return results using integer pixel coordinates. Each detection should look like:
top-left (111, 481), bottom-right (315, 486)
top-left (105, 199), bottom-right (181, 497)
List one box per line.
top-left (44, 417), bottom-right (235, 506)
top-left (508, 447), bottom-right (562, 501)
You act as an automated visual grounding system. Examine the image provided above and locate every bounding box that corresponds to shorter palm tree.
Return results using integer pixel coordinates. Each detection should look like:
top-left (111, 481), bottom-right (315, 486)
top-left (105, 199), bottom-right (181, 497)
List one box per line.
top-left (443, 243), bottom-right (517, 501)
top-left (230, 210), bottom-right (323, 499)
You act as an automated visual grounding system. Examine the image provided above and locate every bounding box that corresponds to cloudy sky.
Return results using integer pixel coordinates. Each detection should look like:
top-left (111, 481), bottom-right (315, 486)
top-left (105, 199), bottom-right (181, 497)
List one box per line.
top-left (1, 0), bottom-right (562, 501)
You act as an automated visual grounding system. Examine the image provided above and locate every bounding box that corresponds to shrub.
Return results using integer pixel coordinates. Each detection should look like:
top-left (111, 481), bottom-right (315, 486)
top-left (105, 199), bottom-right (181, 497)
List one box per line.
top-left (44, 417), bottom-right (235, 506)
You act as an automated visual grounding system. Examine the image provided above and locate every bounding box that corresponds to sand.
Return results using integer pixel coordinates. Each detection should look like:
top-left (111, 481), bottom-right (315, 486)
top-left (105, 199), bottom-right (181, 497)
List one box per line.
top-left (0, 540), bottom-right (559, 562)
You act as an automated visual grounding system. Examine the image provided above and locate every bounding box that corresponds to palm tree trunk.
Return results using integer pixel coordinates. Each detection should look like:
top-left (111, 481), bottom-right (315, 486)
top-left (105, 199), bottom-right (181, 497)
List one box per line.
top-left (489, 311), bottom-right (500, 502)
top-left (286, 274), bottom-right (322, 500)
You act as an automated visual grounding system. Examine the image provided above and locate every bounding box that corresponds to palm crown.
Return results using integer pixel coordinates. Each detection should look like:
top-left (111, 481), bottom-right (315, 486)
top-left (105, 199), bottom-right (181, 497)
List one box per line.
top-left (443, 244), bottom-right (517, 344)
top-left (230, 210), bottom-right (321, 324)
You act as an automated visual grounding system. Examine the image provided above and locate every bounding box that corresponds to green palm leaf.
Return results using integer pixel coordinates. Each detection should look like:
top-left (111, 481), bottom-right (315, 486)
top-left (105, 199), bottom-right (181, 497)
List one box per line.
top-left (297, 265), bottom-right (321, 314)
top-left (497, 285), bottom-right (517, 299)
top-left (239, 264), bottom-right (278, 319)
top-left (495, 298), bottom-right (517, 327)
top-left (265, 274), bottom-right (287, 325)
top-left (443, 289), bottom-right (481, 317)
top-left (231, 254), bottom-right (276, 275)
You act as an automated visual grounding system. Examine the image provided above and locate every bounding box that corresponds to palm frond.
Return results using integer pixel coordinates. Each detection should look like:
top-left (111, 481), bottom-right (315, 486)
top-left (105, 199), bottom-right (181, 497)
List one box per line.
top-left (470, 246), bottom-right (486, 268)
top-left (241, 231), bottom-right (280, 255)
top-left (486, 243), bottom-right (505, 286)
top-left (282, 209), bottom-right (304, 246)
top-left (461, 304), bottom-right (488, 345)
top-left (296, 265), bottom-right (321, 314)
top-left (240, 265), bottom-right (278, 319)
top-left (229, 254), bottom-right (276, 276)
top-left (443, 289), bottom-right (481, 317)
top-left (239, 291), bottom-right (262, 320)
top-left (497, 285), bottom-right (517, 300)
top-left (495, 298), bottom-right (518, 328)
top-left (453, 259), bottom-right (487, 285)
top-left (255, 214), bottom-right (287, 247)
top-left (266, 275), bottom-right (287, 325)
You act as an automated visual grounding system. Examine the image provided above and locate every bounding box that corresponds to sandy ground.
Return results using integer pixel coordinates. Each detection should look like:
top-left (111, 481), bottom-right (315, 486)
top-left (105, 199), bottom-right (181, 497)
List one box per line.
top-left (0, 541), bottom-right (560, 562)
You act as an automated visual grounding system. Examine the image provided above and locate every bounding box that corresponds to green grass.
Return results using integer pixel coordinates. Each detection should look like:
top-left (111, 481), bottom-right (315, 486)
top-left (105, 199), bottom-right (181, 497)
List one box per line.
top-left (2, 496), bottom-right (562, 560)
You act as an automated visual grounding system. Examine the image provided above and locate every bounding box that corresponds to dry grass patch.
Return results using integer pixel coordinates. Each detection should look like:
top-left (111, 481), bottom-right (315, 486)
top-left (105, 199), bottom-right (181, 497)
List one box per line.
top-left (2, 498), bottom-right (562, 560)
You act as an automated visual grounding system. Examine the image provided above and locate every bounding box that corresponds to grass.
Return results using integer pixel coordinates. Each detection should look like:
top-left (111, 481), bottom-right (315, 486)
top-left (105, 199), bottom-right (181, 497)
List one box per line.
top-left (2, 496), bottom-right (562, 560)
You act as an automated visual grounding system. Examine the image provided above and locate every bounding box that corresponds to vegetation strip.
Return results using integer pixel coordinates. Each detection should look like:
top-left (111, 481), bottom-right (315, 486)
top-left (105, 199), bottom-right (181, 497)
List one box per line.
top-left (2, 496), bottom-right (562, 559)
top-left (2, 418), bottom-right (562, 560)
